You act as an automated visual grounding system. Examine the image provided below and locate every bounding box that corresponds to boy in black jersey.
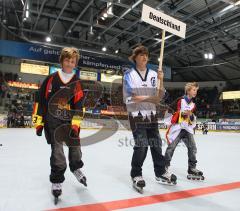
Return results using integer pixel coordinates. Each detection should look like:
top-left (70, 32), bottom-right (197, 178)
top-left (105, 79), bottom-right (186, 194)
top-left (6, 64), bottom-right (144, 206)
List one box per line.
top-left (32, 47), bottom-right (86, 199)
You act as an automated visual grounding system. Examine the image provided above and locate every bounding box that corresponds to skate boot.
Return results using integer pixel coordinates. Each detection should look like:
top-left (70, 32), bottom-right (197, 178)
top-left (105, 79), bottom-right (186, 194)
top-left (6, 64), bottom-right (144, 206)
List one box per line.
top-left (156, 167), bottom-right (177, 185)
top-left (132, 176), bottom-right (145, 194)
top-left (187, 167), bottom-right (205, 180)
top-left (52, 183), bottom-right (62, 205)
top-left (73, 168), bottom-right (87, 187)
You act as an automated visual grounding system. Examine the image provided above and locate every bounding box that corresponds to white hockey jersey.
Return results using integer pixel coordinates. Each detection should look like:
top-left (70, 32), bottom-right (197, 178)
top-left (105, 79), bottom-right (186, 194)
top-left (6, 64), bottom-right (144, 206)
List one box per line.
top-left (165, 97), bottom-right (197, 144)
top-left (123, 67), bottom-right (158, 119)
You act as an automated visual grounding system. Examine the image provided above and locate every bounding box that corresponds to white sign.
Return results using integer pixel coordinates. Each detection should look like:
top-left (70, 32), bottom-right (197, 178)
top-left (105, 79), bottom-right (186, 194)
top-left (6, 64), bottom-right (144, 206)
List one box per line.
top-left (20, 63), bottom-right (49, 75)
top-left (101, 73), bottom-right (122, 84)
top-left (80, 71), bottom-right (98, 81)
top-left (222, 91), bottom-right (240, 100)
top-left (141, 4), bottom-right (186, 38)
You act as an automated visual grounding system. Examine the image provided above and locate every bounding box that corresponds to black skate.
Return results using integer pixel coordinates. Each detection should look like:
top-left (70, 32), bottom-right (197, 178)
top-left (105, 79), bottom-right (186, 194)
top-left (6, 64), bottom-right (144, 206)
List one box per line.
top-left (132, 176), bottom-right (145, 194)
top-left (52, 183), bottom-right (62, 205)
top-left (156, 168), bottom-right (177, 185)
top-left (73, 169), bottom-right (87, 187)
top-left (187, 167), bottom-right (205, 180)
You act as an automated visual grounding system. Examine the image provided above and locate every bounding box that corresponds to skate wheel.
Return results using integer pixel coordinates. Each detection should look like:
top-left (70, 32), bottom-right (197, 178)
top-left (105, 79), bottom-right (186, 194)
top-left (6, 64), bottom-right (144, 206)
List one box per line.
top-left (201, 176), bottom-right (205, 180)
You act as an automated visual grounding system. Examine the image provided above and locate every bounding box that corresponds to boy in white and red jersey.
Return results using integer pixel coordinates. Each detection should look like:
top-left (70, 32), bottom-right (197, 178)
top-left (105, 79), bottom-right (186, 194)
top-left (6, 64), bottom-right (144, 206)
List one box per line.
top-left (165, 82), bottom-right (204, 180)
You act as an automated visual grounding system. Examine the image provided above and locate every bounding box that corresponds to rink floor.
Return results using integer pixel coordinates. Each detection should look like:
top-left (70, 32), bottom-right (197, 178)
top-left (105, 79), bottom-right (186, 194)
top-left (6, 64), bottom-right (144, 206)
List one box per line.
top-left (0, 128), bottom-right (240, 211)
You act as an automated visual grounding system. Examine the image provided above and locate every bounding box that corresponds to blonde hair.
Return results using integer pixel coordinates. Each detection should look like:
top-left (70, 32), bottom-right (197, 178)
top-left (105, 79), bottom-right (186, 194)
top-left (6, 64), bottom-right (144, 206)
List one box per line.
top-left (129, 45), bottom-right (149, 63)
top-left (59, 47), bottom-right (80, 66)
top-left (185, 82), bottom-right (199, 94)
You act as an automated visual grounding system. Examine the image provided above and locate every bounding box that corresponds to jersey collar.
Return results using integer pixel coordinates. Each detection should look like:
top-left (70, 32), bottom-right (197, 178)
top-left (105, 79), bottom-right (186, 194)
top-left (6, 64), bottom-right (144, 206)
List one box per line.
top-left (133, 66), bottom-right (149, 82)
top-left (183, 95), bottom-right (193, 104)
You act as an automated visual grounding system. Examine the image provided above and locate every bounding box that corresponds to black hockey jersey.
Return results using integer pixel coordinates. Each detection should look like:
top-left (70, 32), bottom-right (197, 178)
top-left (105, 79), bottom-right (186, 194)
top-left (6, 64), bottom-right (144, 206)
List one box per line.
top-left (33, 71), bottom-right (84, 123)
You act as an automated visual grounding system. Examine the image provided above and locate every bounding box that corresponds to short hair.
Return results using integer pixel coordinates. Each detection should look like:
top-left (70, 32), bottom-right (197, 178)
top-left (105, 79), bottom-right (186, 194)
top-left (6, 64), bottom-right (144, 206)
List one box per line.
top-left (129, 45), bottom-right (149, 63)
top-left (59, 47), bottom-right (80, 66)
top-left (185, 82), bottom-right (199, 94)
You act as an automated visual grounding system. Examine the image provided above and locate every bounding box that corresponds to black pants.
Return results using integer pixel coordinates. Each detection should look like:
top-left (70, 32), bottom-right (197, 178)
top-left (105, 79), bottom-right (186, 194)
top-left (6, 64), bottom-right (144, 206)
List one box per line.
top-left (131, 125), bottom-right (166, 178)
top-left (45, 115), bottom-right (84, 183)
top-left (49, 141), bottom-right (83, 183)
top-left (165, 129), bottom-right (197, 169)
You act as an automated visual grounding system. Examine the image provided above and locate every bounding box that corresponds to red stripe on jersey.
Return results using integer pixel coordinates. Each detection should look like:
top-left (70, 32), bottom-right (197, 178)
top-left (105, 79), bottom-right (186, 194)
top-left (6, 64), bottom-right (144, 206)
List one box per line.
top-left (74, 81), bottom-right (83, 104)
top-left (177, 98), bottom-right (181, 111)
top-left (45, 76), bottom-right (53, 99)
top-left (32, 102), bottom-right (38, 115)
top-left (171, 111), bottom-right (179, 124)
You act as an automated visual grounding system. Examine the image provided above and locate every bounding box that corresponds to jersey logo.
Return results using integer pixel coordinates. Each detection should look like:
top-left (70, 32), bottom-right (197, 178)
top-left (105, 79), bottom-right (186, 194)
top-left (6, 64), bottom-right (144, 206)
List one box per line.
top-left (151, 77), bottom-right (156, 87)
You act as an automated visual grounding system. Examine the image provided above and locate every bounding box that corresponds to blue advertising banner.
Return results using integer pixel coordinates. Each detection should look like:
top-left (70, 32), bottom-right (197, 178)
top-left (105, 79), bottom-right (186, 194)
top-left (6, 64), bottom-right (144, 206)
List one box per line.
top-left (0, 40), bottom-right (125, 70)
top-left (216, 124), bottom-right (240, 131)
top-left (0, 40), bottom-right (60, 63)
top-left (147, 63), bottom-right (172, 80)
top-left (0, 40), bottom-right (171, 79)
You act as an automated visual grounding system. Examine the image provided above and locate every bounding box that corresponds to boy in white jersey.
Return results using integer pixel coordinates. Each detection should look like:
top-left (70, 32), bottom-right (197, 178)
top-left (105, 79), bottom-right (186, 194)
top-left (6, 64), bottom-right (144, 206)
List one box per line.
top-left (123, 45), bottom-right (177, 193)
top-left (165, 82), bottom-right (204, 180)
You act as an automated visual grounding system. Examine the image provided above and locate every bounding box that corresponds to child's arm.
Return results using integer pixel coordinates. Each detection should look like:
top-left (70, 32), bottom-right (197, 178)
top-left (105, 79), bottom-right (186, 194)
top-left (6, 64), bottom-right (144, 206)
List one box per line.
top-left (71, 79), bottom-right (84, 136)
top-left (181, 104), bottom-right (197, 123)
top-left (189, 104), bottom-right (197, 122)
top-left (32, 76), bottom-right (50, 136)
top-left (133, 70), bottom-right (165, 104)
top-left (131, 95), bottom-right (163, 104)
top-left (171, 98), bottom-right (182, 124)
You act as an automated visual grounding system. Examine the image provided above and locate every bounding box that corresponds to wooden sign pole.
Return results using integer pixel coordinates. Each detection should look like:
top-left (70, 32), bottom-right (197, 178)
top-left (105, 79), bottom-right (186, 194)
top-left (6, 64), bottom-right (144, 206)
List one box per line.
top-left (157, 29), bottom-right (165, 92)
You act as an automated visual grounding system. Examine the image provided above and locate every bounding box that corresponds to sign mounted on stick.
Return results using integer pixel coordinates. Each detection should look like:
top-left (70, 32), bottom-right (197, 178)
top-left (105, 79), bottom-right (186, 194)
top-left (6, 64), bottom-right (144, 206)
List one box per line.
top-left (141, 4), bottom-right (186, 38)
top-left (141, 4), bottom-right (186, 92)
